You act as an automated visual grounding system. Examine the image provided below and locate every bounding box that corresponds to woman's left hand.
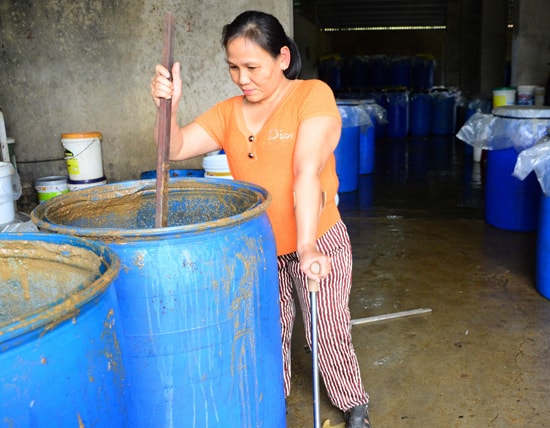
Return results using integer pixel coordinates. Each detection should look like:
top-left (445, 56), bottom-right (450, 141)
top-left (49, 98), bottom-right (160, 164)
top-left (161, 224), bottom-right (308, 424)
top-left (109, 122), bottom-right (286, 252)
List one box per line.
top-left (299, 246), bottom-right (331, 283)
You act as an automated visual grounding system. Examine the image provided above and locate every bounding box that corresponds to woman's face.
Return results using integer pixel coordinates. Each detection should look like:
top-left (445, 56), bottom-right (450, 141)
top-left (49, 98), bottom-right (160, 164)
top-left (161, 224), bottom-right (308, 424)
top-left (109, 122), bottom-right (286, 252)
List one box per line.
top-left (225, 36), bottom-right (289, 104)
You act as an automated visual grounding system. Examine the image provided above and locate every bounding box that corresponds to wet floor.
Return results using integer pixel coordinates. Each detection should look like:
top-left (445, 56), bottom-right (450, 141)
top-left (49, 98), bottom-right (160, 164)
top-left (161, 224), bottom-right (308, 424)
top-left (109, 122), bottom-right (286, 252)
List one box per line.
top-left (286, 136), bottom-right (550, 427)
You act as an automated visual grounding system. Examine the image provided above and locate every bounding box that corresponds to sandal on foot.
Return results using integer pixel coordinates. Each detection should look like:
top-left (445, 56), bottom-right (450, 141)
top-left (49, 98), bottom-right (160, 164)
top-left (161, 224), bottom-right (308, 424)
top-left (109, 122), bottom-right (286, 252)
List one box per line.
top-left (345, 403), bottom-right (372, 428)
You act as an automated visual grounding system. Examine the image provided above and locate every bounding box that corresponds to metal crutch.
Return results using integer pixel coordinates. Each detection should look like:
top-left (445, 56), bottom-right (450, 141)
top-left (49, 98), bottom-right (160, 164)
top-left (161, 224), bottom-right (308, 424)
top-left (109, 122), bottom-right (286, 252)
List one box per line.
top-left (308, 262), bottom-right (322, 428)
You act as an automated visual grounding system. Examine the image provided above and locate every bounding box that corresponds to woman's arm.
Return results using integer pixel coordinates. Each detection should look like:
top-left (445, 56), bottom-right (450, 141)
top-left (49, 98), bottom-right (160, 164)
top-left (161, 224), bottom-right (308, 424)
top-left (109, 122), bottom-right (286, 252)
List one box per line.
top-left (151, 62), bottom-right (220, 161)
top-left (293, 115), bottom-right (341, 281)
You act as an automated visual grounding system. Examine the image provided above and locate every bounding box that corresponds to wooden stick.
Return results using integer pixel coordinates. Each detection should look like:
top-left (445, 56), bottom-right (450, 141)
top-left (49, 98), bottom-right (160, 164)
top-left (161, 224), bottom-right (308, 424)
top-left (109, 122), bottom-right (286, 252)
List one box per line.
top-left (351, 308), bottom-right (432, 326)
top-left (155, 12), bottom-right (176, 228)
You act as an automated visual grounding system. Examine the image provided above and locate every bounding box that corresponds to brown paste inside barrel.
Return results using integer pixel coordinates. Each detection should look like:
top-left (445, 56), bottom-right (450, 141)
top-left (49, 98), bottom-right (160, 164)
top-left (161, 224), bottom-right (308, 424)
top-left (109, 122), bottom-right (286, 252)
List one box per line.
top-left (0, 242), bottom-right (102, 324)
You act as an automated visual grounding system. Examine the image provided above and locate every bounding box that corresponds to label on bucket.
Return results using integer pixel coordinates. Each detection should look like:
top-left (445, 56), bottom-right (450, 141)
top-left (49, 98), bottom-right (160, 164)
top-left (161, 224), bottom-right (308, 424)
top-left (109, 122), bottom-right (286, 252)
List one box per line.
top-left (64, 149), bottom-right (80, 175)
top-left (38, 189), bottom-right (69, 201)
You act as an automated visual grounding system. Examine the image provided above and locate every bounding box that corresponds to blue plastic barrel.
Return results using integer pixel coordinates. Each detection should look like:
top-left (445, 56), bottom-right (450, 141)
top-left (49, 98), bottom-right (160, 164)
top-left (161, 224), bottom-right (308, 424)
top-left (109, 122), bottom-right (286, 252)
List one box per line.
top-left (390, 56), bottom-right (411, 88)
top-left (411, 56), bottom-right (434, 90)
top-left (0, 233), bottom-right (125, 427)
top-left (368, 55), bottom-right (390, 89)
top-left (409, 92), bottom-right (433, 137)
top-left (431, 89), bottom-right (457, 135)
top-left (335, 125), bottom-right (360, 191)
top-left (31, 179), bottom-right (284, 428)
top-left (360, 98), bottom-right (384, 140)
top-left (384, 89), bottom-right (409, 138)
top-left (319, 58), bottom-right (342, 91)
top-left (359, 118), bottom-right (375, 174)
top-left (485, 147), bottom-right (542, 231)
top-left (336, 102), bottom-right (363, 191)
top-left (537, 196), bottom-right (550, 299)
top-left (347, 56), bottom-right (369, 89)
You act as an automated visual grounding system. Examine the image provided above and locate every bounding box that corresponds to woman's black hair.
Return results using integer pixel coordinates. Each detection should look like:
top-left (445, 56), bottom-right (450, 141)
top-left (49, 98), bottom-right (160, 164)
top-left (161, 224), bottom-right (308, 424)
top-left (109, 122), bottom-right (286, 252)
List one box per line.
top-left (222, 10), bottom-right (302, 79)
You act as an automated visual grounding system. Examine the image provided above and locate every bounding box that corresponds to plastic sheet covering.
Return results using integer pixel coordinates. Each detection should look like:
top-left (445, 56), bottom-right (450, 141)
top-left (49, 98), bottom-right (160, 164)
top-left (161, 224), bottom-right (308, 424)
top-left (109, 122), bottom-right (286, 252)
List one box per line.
top-left (360, 99), bottom-right (387, 125)
top-left (1, 211), bottom-right (39, 232)
top-left (337, 101), bottom-right (372, 128)
top-left (513, 131), bottom-right (550, 196)
top-left (456, 107), bottom-right (550, 151)
top-left (467, 98), bottom-right (492, 114)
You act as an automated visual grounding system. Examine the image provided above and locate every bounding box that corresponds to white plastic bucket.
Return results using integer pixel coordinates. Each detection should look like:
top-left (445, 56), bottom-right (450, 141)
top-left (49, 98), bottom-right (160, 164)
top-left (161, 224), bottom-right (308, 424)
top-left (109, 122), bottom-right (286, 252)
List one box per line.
top-left (492, 88), bottom-right (516, 108)
top-left (0, 162), bottom-right (16, 224)
top-left (517, 85), bottom-right (536, 105)
top-left (61, 132), bottom-right (104, 181)
top-left (35, 176), bottom-right (69, 203)
top-left (68, 176), bottom-right (107, 192)
top-left (202, 154), bottom-right (233, 179)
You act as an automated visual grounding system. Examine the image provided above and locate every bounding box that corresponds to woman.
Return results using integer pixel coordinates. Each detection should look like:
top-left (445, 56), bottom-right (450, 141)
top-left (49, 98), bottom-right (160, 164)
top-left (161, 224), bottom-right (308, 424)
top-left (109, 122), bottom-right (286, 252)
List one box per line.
top-left (150, 10), bottom-right (371, 428)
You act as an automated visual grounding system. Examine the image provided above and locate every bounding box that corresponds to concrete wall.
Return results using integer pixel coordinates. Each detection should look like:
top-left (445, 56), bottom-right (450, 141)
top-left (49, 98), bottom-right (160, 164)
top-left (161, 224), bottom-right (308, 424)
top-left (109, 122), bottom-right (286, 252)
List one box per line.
top-left (511, 0), bottom-right (550, 87)
top-left (479, 0), bottom-right (509, 96)
top-left (0, 0), bottom-right (291, 210)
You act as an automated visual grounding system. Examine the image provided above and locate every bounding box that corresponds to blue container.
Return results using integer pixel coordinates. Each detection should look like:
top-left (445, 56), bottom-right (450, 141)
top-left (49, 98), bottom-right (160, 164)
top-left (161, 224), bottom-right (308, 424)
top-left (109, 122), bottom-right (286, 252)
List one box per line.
top-left (411, 56), bottom-right (434, 90)
top-left (431, 90), bottom-right (457, 135)
top-left (335, 125), bottom-right (360, 191)
top-left (361, 99), bottom-right (382, 138)
top-left (385, 90), bottom-right (409, 138)
top-left (319, 58), bottom-right (342, 91)
top-left (537, 196), bottom-right (550, 299)
top-left (347, 56), bottom-right (369, 89)
top-left (140, 168), bottom-right (205, 179)
top-left (409, 92), bottom-right (433, 137)
top-left (363, 95), bottom-right (387, 139)
top-left (359, 121), bottom-right (375, 174)
top-left (368, 55), bottom-right (390, 89)
top-left (337, 102), bottom-right (363, 191)
top-left (485, 147), bottom-right (542, 231)
top-left (0, 233), bottom-right (126, 426)
top-left (32, 179), bottom-right (284, 428)
top-left (390, 56), bottom-right (411, 88)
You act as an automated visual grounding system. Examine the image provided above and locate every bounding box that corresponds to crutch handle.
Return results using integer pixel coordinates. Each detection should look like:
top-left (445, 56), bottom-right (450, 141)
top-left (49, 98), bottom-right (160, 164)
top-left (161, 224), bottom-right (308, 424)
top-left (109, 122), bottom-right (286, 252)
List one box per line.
top-left (307, 262), bottom-right (321, 292)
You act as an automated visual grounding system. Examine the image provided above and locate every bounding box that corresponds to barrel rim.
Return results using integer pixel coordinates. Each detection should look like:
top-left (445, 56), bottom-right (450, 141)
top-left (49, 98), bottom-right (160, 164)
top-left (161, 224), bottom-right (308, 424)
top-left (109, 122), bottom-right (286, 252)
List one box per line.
top-left (31, 178), bottom-right (272, 240)
top-left (492, 105), bottom-right (550, 119)
top-left (0, 233), bottom-right (120, 343)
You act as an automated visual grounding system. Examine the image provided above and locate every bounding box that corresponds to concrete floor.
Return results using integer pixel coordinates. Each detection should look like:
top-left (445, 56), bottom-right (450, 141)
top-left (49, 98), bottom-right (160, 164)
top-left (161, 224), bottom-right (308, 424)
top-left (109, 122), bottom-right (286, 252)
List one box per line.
top-left (286, 137), bottom-right (550, 427)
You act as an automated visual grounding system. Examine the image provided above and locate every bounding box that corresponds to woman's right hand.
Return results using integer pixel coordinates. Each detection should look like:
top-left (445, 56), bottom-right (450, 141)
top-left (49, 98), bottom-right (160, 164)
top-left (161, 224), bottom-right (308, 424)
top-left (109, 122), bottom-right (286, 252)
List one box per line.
top-left (150, 62), bottom-right (182, 109)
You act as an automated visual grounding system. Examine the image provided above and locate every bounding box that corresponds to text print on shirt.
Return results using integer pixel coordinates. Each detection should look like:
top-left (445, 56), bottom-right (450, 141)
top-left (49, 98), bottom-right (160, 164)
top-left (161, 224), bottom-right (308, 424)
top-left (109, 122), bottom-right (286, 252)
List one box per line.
top-left (267, 129), bottom-right (294, 141)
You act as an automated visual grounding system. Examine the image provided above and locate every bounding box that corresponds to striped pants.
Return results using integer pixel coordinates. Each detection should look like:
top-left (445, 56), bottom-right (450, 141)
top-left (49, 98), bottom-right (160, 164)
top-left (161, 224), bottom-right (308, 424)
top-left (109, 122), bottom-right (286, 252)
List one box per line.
top-left (277, 220), bottom-right (369, 411)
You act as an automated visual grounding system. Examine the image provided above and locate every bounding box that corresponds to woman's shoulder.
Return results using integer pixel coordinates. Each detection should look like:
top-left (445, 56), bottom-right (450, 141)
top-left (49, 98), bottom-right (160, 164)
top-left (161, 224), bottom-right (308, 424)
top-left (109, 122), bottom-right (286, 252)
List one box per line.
top-left (213, 94), bottom-right (243, 107)
top-left (290, 79), bottom-right (337, 105)
top-left (295, 78), bottom-right (333, 92)
top-left (207, 94), bottom-right (243, 115)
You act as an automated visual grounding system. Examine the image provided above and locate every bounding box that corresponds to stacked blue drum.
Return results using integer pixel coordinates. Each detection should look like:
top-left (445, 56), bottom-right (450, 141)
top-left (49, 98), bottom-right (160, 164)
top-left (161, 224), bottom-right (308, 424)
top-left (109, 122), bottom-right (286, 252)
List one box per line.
top-left (336, 101), bottom-right (375, 191)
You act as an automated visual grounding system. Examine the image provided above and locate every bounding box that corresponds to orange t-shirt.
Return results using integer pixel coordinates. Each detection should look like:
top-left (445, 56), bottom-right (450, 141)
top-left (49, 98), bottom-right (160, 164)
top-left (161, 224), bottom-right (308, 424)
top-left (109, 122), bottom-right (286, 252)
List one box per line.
top-left (195, 79), bottom-right (342, 255)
